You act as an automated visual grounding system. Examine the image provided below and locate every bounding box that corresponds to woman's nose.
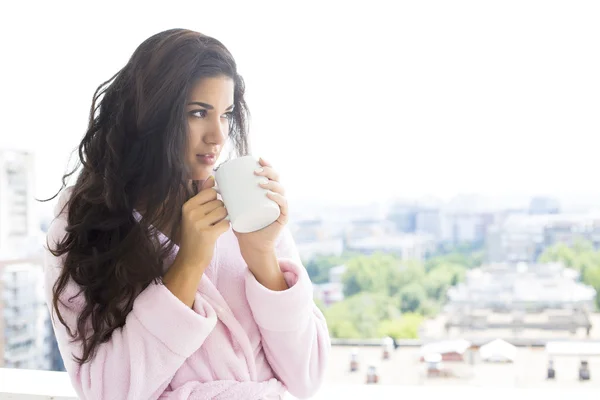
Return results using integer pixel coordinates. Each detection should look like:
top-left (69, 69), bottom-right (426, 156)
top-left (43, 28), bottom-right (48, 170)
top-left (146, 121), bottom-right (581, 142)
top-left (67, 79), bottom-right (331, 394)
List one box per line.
top-left (205, 118), bottom-right (227, 145)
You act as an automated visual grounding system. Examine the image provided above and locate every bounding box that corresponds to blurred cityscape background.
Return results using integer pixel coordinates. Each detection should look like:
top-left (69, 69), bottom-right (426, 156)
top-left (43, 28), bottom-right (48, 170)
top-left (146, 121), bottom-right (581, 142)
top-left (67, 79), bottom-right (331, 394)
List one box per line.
top-left (1, 147), bottom-right (600, 389)
top-left (292, 191), bottom-right (600, 387)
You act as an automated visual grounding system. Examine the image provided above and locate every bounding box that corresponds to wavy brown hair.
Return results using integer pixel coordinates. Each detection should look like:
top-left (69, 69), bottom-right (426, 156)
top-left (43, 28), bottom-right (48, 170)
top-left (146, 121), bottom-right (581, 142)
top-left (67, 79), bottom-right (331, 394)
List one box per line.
top-left (44, 29), bottom-right (249, 365)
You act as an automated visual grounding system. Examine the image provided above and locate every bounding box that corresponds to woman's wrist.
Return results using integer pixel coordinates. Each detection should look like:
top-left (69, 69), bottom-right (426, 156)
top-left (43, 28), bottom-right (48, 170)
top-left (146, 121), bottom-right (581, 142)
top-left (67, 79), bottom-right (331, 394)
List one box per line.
top-left (163, 256), bottom-right (206, 307)
top-left (242, 249), bottom-right (288, 291)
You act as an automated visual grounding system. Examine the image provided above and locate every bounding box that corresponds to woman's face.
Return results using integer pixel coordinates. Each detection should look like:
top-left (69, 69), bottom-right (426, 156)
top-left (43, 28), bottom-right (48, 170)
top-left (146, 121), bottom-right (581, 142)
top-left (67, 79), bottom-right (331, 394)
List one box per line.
top-left (185, 75), bottom-right (235, 181)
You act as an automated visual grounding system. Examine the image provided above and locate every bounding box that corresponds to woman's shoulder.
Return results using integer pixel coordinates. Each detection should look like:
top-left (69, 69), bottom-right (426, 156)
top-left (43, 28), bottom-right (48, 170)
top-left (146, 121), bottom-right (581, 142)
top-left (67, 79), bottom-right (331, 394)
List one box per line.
top-left (47, 186), bottom-right (74, 241)
top-left (52, 186), bottom-right (75, 220)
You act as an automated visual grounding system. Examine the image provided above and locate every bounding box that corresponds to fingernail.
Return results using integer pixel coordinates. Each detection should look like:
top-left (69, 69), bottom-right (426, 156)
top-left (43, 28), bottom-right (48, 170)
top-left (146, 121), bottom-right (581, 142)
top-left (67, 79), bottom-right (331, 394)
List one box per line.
top-left (255, 168), bottom-right (264, 174)
top-left (259, 178), bottom-right (269, 185)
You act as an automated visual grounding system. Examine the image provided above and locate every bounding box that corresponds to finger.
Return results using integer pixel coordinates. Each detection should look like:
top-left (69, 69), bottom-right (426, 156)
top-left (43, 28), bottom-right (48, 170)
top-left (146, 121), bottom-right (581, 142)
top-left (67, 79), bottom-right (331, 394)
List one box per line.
top-left (183, 193), bottom-right (219, 220)
top-left (259, 179), bottom-right (285, 196)
top-left (199, 199), bottom-right (224, 215)
top-left (267, 191), bottom-right (288, 222)
top-left (258, 157), bottom-right (272, 167)
top-left (186, 188), bottom-right (219, 208)
top-left (204, 206), bottom-right (228, 226)
top-left (211, 218), bottom-right (231, 235)
top-left (254, 166), bottom-right (280, 182)
top-left (201, 176), bottom-right (216, 190)
top-left (187, 204), bottom-right (223, 228)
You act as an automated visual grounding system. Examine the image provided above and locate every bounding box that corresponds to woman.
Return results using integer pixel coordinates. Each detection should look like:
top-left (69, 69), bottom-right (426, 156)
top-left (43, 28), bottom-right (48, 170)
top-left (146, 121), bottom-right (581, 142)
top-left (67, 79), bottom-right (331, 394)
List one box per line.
top-left (44, 28), bottom-right (330, 400)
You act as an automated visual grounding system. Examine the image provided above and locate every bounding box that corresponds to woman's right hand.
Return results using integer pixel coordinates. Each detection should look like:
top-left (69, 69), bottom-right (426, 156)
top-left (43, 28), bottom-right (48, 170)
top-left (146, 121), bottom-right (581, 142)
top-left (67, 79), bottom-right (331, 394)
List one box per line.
top-left (176, 176), bottom-right (230, 271)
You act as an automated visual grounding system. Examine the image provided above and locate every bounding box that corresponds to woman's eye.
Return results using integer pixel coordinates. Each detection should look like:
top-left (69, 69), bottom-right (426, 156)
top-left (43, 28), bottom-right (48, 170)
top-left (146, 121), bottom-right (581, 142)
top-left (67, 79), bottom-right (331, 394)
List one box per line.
top-left (191, 110), bottom-right (207, 118)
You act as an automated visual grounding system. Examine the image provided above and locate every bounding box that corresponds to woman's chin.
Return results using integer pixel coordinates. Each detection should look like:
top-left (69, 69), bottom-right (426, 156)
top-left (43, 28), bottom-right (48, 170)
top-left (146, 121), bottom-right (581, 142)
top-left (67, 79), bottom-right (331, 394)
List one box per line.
top-left (190, 168), bottom-right (214, 182)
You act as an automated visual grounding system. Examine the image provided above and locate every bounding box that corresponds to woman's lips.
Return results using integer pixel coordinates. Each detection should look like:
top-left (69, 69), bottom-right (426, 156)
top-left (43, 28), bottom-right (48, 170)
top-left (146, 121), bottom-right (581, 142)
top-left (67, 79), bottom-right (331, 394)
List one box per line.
top-left (196, 154), bottom-right (216, 165)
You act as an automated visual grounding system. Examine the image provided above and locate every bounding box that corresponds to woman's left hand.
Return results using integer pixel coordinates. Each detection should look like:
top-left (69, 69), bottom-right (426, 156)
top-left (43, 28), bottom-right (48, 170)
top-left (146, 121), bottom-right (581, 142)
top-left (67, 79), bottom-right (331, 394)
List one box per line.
top-left (235, 157), bottom-right (289, 258)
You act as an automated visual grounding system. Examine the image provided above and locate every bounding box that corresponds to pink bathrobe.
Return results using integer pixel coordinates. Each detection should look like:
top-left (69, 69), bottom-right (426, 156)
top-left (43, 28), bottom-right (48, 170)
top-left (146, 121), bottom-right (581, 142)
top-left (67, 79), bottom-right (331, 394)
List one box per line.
top-left (43, 189), bottom-right (330, 400)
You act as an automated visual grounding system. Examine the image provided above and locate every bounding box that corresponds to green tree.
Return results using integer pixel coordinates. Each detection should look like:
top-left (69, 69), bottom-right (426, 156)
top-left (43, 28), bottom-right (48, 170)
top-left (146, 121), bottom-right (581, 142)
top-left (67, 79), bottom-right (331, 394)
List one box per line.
top-left (426, 245), bottom-right (484, 271)
top-left (395, 260), bottom-right (426, 289)
top-left (583, 266), bottom-right (600, 309)
top-left (397, 283), bottom-right (427, 313)
top-left (418, 298), bottom-right (441, 317)
top-left (573, 239), bottom-right (595, 254)
top-left (469, 250), bottom-right (485, 268)
top-left (324, 292), bottom-right (401, 338)
top-left (342, 253), bottom-right (403, 297)
top-left (424, 263), bottom-right (465, 301)
top-left (538, 240), bottom-right (600, 309)
top-left (576, 252), bottom-right (600, 277)
top-left (377, 313), bottom-right (424, 339)
top-left (329, 320), bottom-right (362, 339)
top-left (305, 255), bottom-right (343, 284)
top-left (426, 253), bottom-right (467, 271)
top-left (450, 273), bottom-right (460, 286)
top-left (538, 243), bottom-right (577, 268)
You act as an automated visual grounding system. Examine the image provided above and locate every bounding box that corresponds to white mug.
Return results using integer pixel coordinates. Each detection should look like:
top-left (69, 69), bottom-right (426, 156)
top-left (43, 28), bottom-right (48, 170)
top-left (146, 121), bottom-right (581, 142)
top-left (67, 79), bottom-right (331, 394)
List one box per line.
top-left (214, 155), bottom-right (281, 233)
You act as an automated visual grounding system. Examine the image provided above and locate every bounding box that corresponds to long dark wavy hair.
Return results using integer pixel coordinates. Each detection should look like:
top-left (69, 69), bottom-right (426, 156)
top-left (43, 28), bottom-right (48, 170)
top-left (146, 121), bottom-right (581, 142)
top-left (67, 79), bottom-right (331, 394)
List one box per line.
top-left (44, 29), bottom-right (249, 365)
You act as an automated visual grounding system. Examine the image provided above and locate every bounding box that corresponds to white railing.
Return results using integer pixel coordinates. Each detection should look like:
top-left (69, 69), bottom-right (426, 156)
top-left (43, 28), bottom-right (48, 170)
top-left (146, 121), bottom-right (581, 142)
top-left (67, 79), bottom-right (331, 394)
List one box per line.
top-left (1, 368), bottom-right (599, 400)
top-left (0, 368), bottom-right (77, 399)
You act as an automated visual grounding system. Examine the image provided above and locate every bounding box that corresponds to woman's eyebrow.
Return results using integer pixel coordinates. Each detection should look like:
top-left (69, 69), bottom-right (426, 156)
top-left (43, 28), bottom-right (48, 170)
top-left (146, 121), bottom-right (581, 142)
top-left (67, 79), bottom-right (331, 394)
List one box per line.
top-left (188, 101), bottom-right (213, 109)
top-left (187, 102), bottom-right (234, 111)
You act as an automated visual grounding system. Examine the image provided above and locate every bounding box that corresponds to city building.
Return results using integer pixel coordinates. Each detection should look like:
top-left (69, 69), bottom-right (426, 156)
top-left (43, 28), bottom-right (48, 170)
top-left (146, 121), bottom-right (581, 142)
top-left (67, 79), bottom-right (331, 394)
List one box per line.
top-left (486, 214), bottom-right (550, 263)
top-left (387, 200), bottom-right (498, 247)
top-left (486, 213), bottom-right (600, 263)
top-left (289, 219), bottom-right (330, 242)
top-left (345, 234), bottom-right (435, 261)
top-left (328, 265), bottom-right (347, 283)
top-left (419, 339), bottom-right (473, 362)
top-left (415, 208), bottom-right (442, 240)
top-left (448, 262), bottom-right (596, 311)
top-left (344, 218), bottom-right (397, 241)
top-left (290, 219), bottom-right (344, 261)
top-left (543, 215), bottom-right (600, 249)
top-left (296, 239), bottom-right (344, 261)
top-left (386, 202), bottom-right (417, 233)
top-left (313, 282), bottom-right (345, 307)
top-left (445, 262), bottom-right (596, 335)
top-left (0, 150), bottom-right (38, 252)
top-left (0, 258), bottom-right (55, 370)
top-left (0, 149), bottom-right (64, 371)
top-left (529, 196), bottom-right (561, 215)
top-left (439, 213), bottom-right (495, 247)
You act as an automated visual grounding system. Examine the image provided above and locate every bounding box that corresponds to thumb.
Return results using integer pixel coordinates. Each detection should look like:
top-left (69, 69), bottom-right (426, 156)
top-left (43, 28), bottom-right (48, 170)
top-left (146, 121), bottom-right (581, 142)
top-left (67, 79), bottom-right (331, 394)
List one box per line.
top-left (201, 176), bottom-right (215, 190)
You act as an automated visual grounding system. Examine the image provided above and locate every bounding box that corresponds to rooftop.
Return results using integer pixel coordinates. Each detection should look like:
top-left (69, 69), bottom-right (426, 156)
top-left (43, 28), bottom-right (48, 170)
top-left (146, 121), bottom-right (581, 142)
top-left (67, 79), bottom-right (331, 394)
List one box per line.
top-left (324, 343), bottom-right (600, 389)
top-left (1, 368), bottom-right (599, 400)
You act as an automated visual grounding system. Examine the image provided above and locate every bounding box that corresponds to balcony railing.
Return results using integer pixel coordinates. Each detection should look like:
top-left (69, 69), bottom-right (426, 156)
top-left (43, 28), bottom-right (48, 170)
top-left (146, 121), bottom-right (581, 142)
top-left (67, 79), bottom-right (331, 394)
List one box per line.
top-left (1, 368), bottom-right (599, 400)
top-left (0, 368), bottom-right (77, 399)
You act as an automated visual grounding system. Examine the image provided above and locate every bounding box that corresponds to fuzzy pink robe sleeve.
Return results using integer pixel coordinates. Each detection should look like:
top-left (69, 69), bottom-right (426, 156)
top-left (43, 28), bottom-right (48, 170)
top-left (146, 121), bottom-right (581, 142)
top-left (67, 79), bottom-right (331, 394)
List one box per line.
top-left (244, 227), bottom-right (331, 398)
top-left (43, 202), bottom-right (218, 400)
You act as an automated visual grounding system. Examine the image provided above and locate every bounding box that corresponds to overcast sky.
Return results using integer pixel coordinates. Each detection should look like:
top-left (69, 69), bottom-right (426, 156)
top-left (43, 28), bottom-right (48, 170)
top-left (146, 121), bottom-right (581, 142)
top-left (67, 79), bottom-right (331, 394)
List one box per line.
top-left (1, 1), bottom-right (599, 216)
